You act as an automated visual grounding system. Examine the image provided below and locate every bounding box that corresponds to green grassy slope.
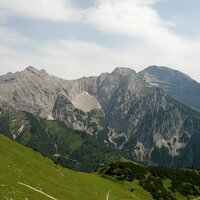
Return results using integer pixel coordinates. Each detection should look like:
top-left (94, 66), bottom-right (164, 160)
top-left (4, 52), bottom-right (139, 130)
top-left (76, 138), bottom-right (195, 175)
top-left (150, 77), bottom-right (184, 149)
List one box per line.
top-left (1, 135), bottom-right (199, 200)
top-left (0, 108), bottom-right (122, 172)
top-left (0, 134), bottom-right (151, 200)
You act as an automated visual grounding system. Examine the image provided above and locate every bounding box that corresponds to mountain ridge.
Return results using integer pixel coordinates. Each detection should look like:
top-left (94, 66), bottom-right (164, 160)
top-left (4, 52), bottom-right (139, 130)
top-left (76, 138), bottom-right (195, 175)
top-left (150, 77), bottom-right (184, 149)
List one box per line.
top-left (0, 66), bottom-right (200, 168)
top-left (139, 65), bottom-right (200, 111)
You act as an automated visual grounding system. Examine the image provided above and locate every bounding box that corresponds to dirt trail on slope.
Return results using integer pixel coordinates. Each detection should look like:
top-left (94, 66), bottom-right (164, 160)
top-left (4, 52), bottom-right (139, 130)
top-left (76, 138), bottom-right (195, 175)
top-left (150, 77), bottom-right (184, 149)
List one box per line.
top-left (18, 182), bottom-right (58, 200)
top-left (106, 190), bottom-right (111, 200)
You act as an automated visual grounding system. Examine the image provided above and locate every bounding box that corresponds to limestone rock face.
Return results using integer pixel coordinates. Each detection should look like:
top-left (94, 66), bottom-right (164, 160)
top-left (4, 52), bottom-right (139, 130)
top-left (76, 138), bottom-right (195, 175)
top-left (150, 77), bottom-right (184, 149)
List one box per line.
top-left (0, 66), bottom-right (200, 167)
top-left (0, 67), bottom-right (101, 133)
top-left (139, 65), bottom-right (200, 111)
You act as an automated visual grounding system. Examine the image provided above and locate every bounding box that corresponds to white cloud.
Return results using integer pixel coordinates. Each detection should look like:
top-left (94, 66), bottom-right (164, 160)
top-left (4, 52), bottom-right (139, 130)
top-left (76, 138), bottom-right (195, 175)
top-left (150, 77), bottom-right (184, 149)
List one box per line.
top-left (0, 0), bottom-right (200, 82)
top-left (0, 24), bottom-right (134, 78)
top-left (86, 0), bottom-right (185, 61)
top-left (85, 0), bottom-right (200, 81)
top-left (0, 37), bottom-right (132, 79)
top-left (85, 0), bottom-right (186, 62)
top-left (0, 26), bottom-right (200, 82)
top-left (87, 0), bottom-right (174, 37)
top-left (0, 0), bottom-right (82, 21)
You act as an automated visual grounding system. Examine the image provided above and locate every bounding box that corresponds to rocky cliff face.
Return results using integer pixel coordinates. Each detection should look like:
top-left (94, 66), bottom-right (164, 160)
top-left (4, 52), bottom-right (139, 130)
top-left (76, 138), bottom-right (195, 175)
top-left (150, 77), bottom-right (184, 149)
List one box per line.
top-left (139, 66), bottom-right (200, 111)
top-left (0, 66), bottom-right (102, 134)
top-left (0, 66), bottom-right (200, 167)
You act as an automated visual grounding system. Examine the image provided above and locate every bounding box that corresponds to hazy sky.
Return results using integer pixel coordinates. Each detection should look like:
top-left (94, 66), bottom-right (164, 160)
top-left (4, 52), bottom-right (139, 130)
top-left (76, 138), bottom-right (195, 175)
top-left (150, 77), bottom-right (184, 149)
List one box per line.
top-left (0, 0), bottom-right (200, 82)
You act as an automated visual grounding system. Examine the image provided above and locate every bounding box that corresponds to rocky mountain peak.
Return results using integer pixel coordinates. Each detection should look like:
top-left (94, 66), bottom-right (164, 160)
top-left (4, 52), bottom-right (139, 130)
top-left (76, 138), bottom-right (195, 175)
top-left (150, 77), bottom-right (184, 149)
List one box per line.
top-left (24, 66), bottom-right (47, 76)
top-left (139, 65), bottom-right (200, 111)
top-left (25, 66), bottom-right (39, 72)
top-left (112, 67), bottom-right (136, 76)
top-left (0, 71), bottom-right (15, 81)
top-left (140, 65), bottom-right (193, 83)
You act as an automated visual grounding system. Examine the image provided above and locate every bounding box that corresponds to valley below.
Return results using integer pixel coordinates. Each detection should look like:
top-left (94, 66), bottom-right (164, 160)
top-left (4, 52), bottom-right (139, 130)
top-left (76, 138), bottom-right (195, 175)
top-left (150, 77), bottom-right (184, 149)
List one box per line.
top-left (1, 134), bottom-right (200, 200)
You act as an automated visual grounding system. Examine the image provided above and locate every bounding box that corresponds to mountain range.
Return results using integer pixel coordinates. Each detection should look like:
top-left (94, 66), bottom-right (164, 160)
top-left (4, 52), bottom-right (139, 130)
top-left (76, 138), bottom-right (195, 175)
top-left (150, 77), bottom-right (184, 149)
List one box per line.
top-left (0, 65), bottom-right (200, 169)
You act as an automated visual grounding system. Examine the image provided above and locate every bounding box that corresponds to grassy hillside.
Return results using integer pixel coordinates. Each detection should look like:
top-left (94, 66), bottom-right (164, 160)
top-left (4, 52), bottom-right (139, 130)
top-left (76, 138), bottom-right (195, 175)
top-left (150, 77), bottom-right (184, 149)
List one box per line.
top-left (0, 134), bottom-right (152, 200)
top-left (0, 108), bottom-right (122, 172)
top-left (1, 135), bottom-right (200, 200)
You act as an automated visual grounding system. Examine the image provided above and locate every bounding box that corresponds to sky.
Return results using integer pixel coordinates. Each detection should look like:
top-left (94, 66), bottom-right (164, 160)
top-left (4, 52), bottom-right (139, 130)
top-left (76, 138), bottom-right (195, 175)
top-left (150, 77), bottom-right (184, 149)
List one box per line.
top-left (0, 0), bottom-right (200, 82)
